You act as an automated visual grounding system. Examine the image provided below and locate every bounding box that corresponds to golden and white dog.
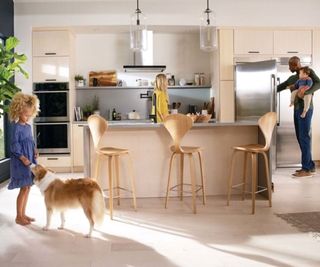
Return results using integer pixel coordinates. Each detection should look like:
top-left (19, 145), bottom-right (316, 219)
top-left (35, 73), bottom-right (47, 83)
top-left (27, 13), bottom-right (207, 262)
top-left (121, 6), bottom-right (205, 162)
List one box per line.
top-left (31, 164), bottom-right (105, 237)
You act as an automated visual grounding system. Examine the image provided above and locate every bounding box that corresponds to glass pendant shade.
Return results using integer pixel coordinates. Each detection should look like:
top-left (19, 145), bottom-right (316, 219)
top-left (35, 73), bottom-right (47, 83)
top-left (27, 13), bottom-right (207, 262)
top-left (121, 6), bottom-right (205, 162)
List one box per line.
top-left (200, 5), bottom-right (218, 51)
top-left (130, 10), bottom-right (148, 51)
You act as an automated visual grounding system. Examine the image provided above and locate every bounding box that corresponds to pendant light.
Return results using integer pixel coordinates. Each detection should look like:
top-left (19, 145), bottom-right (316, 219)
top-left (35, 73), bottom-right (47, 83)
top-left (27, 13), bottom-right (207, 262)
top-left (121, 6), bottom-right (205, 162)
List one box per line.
top-left (200, 0), bottom-right (218, 51)
top-left (130, 0), bottom-right (147, 51)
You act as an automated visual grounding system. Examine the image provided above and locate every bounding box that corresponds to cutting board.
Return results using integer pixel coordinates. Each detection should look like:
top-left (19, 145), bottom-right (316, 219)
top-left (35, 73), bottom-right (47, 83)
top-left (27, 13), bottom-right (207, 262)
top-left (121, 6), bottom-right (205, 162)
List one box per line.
top-left (89, 71), bottom-right (117, 86)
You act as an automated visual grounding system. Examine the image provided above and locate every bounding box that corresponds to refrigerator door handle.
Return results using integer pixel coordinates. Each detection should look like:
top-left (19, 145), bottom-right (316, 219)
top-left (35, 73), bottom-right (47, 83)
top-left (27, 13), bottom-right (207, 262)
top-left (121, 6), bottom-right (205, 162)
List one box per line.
top-left (276, 77), bottom-right (281, 126)
top-left (271, 74), bottom-right (276, 112)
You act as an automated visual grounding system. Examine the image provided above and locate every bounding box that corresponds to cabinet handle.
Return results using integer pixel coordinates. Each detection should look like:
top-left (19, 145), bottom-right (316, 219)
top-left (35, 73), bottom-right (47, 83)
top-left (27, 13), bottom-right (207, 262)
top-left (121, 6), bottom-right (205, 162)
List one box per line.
top-left (45, 79), bottom-right (57, 81)
top-left (248, 51), bottom-right (260, 54)
top-left (45, 52), bottom-right (57, 55)
top-left (47, 158), bottom-right (58, 160)
top-left (287, 51), bottom-right (298, 54)
top-left (77, 125), bottom-right (84, 127)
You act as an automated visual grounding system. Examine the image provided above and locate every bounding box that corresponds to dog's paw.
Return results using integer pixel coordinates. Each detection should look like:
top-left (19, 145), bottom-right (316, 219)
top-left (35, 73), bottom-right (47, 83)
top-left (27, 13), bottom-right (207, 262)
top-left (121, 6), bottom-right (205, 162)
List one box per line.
top-left (84, 233), bottom-right (91, 238)
top-left (42, 226), bottom-right (49, 231)
top-left (58, 226), bottom-right (64, 230)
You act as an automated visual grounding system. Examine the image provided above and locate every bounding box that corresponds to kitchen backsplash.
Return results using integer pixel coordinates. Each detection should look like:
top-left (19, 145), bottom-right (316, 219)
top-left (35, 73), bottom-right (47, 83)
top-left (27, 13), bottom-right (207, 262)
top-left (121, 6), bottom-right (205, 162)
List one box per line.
top-left (76, 88), bottom-right (211, 120)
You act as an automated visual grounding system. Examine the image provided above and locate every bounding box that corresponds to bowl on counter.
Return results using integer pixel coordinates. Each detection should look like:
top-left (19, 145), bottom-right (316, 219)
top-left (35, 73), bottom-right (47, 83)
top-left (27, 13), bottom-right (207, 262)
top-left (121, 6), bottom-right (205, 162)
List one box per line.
top-left (187, 113), bottom-right (212, 123)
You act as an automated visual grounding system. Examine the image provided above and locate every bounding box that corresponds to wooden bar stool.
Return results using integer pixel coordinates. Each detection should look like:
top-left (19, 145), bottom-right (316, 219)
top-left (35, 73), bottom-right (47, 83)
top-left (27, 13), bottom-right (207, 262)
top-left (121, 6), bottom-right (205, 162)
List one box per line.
top-left (227, 112), bottom-right (277, 214)
top-left (87, 114), bottom-right (137, 219)
top-left (163, 114), bottom-right (206, 214)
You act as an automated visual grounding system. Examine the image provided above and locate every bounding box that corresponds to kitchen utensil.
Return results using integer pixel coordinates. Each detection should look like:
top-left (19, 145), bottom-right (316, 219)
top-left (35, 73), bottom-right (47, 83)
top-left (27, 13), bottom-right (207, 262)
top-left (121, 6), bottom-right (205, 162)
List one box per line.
top-left (176, 102), bottom-right (181, 109)
top-left (172, 102), bottom-right (176, 109)
top-left (188, 104), bottom-right (197, 114)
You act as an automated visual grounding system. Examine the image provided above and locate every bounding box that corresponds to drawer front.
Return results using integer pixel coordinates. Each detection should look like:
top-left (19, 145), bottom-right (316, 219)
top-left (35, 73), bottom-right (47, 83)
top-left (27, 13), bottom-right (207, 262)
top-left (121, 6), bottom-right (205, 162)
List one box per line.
top-left (37, 156), bottom-right (71, 168)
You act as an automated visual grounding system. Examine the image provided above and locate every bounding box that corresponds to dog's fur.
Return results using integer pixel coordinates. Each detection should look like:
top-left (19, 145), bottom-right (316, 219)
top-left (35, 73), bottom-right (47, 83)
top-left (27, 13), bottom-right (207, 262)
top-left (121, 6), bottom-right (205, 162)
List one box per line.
top-left (31, 164), bottom-right (105, 237)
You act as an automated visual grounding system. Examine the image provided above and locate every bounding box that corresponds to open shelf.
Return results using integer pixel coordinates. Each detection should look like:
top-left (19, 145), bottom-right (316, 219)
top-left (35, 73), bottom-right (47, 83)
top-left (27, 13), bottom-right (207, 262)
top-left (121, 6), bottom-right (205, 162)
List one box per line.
top-left (76, 85), bottom-right (212, 90)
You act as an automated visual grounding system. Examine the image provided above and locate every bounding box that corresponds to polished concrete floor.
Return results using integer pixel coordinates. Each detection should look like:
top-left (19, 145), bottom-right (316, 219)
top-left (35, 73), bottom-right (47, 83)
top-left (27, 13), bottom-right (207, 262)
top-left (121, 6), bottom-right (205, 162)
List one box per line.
top-left (0, 168), bottom-right (320, 267)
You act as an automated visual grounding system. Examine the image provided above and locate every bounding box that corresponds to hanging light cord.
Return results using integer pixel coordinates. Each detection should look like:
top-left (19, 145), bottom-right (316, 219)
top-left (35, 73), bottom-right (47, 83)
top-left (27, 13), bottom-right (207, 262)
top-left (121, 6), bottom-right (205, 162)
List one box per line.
top-left (135, 0), bottom-right (141, 25)
top-left (205, 0), bottom-right (212, 25)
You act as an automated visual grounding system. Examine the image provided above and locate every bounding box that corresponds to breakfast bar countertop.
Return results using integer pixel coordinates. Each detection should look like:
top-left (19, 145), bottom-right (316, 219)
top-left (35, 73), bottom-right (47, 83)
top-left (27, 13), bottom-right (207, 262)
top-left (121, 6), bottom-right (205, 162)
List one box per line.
top-left (80, 119), bottom-right (265, 197)
top-left (74, 119), bottom-right (259, 129)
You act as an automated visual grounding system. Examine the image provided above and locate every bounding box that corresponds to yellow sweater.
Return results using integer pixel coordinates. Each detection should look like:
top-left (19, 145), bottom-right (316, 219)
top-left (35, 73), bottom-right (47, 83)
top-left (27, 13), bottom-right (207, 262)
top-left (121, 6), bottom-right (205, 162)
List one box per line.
top-left (152, 90), bottom-right (169, 123)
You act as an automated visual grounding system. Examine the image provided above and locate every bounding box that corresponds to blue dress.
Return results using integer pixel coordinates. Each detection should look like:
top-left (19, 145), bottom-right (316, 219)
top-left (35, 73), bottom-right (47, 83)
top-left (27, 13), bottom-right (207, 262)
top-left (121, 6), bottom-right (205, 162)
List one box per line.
top-left (8, 123), bottom-right (37, 190)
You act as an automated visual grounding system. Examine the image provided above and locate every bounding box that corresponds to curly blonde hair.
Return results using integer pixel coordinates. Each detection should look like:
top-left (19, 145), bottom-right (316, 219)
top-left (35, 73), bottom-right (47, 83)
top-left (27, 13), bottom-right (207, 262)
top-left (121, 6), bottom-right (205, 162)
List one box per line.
top-left (9, 92), bottom-right (40, 122)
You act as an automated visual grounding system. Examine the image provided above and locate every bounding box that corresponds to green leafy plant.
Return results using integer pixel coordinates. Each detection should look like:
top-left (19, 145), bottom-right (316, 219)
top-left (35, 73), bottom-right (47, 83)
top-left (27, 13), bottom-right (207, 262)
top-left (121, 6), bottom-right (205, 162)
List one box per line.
top-left (0, 36), bottom-right (29, 117)
top-left (74, 74), bottom-right (84, 81)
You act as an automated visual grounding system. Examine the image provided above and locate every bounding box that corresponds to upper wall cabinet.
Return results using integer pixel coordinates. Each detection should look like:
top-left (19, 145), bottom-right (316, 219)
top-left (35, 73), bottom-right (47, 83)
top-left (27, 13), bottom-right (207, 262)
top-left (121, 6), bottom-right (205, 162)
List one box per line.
top-left (33, 30), bottom-right (70, 56)
top-left (234, 30), bottom-right (273, 55)
top-left (274, 30), bottom-right (312, 55)
top-left (33, 57), bottom-right (69, 82)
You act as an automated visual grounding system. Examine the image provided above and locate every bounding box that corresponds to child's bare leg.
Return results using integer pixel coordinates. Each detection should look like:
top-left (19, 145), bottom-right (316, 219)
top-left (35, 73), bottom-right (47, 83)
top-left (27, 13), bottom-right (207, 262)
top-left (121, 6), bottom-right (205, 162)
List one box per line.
top-left (16, 187), bottom-right (30, 225)
top-left (22, 187), bottom-right (35, 222)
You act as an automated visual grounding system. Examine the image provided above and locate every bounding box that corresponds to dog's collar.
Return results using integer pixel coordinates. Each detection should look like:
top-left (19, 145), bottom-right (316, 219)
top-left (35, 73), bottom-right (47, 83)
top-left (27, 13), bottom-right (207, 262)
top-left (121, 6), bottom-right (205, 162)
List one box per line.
top-left (38, 171), bottom-right (57, 194)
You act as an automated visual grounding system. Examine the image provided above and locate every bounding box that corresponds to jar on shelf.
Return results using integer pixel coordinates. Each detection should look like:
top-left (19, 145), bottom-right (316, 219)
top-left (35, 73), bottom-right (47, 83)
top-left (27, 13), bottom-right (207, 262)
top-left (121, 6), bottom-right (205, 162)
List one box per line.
top-left (194, 73), bottom-right (200, 86)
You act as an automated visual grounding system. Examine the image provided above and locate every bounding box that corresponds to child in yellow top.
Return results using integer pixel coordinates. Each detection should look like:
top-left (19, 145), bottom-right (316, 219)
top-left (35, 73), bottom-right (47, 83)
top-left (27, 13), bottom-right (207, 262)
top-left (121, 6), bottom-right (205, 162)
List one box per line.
top-left (152, 73), bottom-right (169, 122)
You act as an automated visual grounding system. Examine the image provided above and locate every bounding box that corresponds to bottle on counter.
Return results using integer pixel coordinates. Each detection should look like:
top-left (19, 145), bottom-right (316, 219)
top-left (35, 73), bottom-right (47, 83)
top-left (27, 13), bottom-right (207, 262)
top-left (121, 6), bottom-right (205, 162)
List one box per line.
top-left (194, 73), bottom-right (200, 86)
top-left (112, 108), bottom-right (117, 121)
top-left (200, 73), bottom-right (205, 85)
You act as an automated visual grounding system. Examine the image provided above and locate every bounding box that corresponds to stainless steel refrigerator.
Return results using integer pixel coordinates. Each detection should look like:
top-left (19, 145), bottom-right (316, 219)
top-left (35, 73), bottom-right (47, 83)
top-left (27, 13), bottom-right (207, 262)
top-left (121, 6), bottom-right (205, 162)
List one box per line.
top-left (234, 57), bottom-right (311, 168)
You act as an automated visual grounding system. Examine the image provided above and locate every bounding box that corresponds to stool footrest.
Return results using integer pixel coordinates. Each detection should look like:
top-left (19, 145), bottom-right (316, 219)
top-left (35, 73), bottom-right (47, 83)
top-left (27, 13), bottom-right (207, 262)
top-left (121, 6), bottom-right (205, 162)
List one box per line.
top-left (170, 183), bottom-right (203, 194)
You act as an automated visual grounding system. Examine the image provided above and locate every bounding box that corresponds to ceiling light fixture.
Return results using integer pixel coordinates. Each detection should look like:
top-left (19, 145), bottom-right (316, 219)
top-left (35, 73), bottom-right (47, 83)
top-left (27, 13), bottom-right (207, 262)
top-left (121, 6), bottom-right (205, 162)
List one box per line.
top-left (130, 0), bottom-right (147, 51)
top-left (200, 0), bottom-right (218, 52)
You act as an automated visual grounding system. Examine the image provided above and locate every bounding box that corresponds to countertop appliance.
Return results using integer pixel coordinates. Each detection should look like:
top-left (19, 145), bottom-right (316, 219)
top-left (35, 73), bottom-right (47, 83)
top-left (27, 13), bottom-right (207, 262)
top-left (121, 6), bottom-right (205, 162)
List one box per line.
top-left (235, 57), bottom-right (312, 168)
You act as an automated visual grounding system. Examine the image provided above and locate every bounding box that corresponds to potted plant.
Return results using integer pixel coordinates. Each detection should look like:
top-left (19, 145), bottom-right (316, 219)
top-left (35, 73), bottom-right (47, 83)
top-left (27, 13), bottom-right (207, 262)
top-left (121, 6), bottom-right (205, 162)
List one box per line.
top-left (0, 36), bottom-right (29, 118)
top-left (75, 74), bottom-right (85, 87)
top-left (82, 104), bottom-right (93, 120)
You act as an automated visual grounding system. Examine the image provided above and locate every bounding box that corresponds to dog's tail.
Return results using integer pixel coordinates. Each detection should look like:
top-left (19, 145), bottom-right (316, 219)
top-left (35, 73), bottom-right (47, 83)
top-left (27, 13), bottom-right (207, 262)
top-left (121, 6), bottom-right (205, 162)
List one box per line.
top-left (92, 189), bottom-right (105, 225)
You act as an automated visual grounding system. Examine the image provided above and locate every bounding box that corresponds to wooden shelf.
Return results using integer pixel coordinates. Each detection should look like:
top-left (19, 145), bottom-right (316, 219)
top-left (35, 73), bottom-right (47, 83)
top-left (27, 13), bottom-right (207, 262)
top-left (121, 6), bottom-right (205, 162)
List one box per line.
top-left (76, 85), bottom-right (212, 90)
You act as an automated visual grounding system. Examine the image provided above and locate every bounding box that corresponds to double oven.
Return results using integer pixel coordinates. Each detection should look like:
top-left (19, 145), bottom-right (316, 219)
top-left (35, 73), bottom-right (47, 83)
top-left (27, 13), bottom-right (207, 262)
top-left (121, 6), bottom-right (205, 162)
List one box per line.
top-left (33, 83), bottom-right (70, 154)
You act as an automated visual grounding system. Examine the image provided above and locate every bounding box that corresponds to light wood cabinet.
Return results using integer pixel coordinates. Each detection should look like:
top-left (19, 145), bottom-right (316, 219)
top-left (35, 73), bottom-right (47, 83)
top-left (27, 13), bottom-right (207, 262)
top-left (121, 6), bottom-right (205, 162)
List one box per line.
top-left (72, 124), bottom-right (84, 167)
top-left (219, 29), bottom-right (234, 80)
top-left (37, 155), bottom-right (71, 168)
top-left (234, 29), bottom-right (273, 55)
top-left (219, 81), bottom-right (235, 122)
top-left (33, 56), bottom-right (70, 82)
top-left (274, 30), bottom-right (312, 55)
top-left (33, 30), bottom-right (70, 56)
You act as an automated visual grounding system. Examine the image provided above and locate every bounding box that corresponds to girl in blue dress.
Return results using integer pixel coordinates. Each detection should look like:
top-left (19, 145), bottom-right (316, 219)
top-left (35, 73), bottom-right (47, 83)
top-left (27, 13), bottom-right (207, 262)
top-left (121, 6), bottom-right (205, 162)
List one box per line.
top-left (8, 93), bottom-right (39, 225)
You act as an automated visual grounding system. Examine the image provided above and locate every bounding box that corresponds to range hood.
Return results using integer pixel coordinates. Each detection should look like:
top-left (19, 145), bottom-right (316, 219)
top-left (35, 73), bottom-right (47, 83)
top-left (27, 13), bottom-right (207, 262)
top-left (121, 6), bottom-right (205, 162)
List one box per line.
top-left (123, 31), bottom-right (166, 73)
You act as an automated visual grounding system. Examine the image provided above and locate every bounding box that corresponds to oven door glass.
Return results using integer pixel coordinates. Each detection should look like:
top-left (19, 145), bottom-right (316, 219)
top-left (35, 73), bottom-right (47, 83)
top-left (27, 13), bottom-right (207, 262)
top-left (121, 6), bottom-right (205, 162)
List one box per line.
top-left (35, 123), bottom-right (70, 154)
top-left (35, 91), bottom-right (69, 122)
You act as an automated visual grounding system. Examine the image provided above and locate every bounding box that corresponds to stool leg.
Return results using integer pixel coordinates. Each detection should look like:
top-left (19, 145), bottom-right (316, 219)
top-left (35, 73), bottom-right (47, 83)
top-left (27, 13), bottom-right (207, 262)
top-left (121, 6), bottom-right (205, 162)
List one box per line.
top-left (197, 151), bottom-right (206, 205)
top-left (115, 155), bottom-right (120, 206)
top-left (179, 154), bottom-right (184, 201)
top-left (227, 150), bottom-right (237, 206)
top-left (242, 152), bottom-right (248, 200)
top-left (251, 153), bottom-right (257, 215)
top-left (165, 153), bottom-right (176, 209)
top-left (127, 153), bottom-right (137, 211)
top-left (189, 153), bottom-right (197, 214)
top-left (108, 156), bottom-right (114, 219)
top-left (262, 151), bottom-right (272, 207)
top-left (94, 153), bottom-right (101, 181)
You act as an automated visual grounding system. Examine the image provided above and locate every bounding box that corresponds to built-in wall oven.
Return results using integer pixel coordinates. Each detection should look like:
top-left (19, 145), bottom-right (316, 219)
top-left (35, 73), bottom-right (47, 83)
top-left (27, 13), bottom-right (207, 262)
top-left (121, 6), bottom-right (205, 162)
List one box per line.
top-left (34, 122), bottom-right (70, 154)
top-left (33, 82), bottom-right (70, 154)
top-left (33, 82), bottom-right (69, 122)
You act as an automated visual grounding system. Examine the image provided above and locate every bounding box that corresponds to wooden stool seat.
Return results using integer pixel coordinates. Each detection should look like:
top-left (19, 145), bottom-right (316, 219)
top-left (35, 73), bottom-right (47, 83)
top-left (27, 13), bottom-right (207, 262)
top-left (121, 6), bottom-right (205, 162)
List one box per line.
top-left (88, 115), bottom-right (137, 220)
top-left (170, 145), bottom-right (201, 154)
top-left (227, 112), bottom-right (277, 214)
top-left (164, 114), bottom-right (206, 214)
top-left (233, 144), bottom-right (265, 153)
top-left (99, 147), bottom-right (129, 155)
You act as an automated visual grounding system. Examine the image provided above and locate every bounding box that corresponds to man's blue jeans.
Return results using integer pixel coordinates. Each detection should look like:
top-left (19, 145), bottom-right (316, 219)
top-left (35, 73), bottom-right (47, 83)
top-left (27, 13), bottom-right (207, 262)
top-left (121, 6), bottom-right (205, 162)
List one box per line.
top-left (294, 108), bottom-right (315, 171)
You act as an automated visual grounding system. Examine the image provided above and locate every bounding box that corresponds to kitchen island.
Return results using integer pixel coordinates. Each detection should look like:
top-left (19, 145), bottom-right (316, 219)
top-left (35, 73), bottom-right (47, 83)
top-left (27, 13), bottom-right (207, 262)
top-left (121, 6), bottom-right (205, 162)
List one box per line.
top-left (81, 120), bottom-right (268, 197)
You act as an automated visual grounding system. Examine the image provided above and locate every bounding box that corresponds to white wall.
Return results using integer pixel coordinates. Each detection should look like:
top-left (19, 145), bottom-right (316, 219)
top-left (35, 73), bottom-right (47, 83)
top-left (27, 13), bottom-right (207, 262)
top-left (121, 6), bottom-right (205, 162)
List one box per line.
top-left (14, 0), bottom-right (320, 92)
top-left (75, 32), bottom-right (211, 86)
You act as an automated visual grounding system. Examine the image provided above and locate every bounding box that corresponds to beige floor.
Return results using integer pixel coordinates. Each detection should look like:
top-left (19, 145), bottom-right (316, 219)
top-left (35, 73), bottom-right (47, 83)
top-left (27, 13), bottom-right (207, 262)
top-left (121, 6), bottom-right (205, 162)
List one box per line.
top-left (0, 168), bottom-right (320, 267)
